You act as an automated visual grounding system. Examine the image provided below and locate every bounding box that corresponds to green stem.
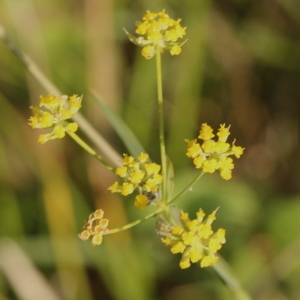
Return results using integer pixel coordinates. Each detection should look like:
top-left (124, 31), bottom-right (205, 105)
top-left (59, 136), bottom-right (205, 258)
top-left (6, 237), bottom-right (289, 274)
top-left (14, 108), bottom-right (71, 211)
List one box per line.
top-left (156, 49), bottom-right (167, 202)
top-left (168, 171), bottom-right (204, 204)
top-left (106, 210), bottom-right (161, 235)
top-left (67, 131), bottom-right (113, 171)
top-left (213, 257), bottom-right (253, 300)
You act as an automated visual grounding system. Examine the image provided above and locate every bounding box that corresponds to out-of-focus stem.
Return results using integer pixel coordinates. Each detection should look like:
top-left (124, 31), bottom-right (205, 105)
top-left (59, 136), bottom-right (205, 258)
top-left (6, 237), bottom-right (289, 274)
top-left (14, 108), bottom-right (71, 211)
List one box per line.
top-left (213, 257), bottom-right (253, 300)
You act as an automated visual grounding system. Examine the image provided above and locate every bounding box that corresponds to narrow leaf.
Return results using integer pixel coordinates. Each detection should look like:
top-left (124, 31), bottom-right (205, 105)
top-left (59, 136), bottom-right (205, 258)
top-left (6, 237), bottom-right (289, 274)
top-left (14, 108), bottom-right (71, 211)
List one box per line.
top-left (90, 90), bottom-right (145, 157)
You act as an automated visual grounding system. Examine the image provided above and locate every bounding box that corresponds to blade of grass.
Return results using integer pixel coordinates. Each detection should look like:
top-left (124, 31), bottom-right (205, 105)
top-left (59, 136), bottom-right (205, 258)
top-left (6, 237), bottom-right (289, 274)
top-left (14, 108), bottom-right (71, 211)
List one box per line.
top-left (90, 89), bottom-right (145, 157)
top-left (0, 239), bottom-right (60, 300)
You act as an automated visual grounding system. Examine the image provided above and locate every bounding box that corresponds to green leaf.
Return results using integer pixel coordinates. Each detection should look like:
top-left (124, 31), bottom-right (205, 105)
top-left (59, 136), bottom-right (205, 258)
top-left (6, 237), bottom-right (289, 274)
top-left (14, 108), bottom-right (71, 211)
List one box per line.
top-left (90, 90), bottom-right (145, 157)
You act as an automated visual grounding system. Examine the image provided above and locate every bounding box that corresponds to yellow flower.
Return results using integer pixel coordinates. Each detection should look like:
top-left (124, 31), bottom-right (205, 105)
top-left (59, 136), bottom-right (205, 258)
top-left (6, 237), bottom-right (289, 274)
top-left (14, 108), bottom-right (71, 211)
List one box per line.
top-left (202, 140), bottom-right (215, 153)
top-left (186, 123), bottom-right (244, 180)
top-left (186, 140), bottom-right (201, 158)
top-left (144, 163), bottom-right (161, 175)
top-left (170, 45), bottom-right (182, 55)
top-left (232, 144), bottom-right (244, 158)
top-left (196, 209), bottom-right (205, 221)
top-left (124, 9), bottom-right (187, 59)
top-left (122, 154), bottom-right (136, 166)
top-left (193, 155), bottom-right (206, 169)
top-left (67, 122), bottom-right (78, 132)
top-left (209, 229), bottom-right (225, 252)
top-left (121, 182), bottom-right (134, 196)
top-left (134, 195), bottom-right (149, 209)
top-left (172, 225), bottom-right (184, 235)
top-left (217, 124), bottom-right (231, 142)
top-left (107, 182), bottom-right (120, 193)
top-left (130, 170), bottom-right (145, 184)
top-left (159, 209), bottom-right (226, 269)
top-left (214, 141), bottom-right (230, 153)
top-left (179, 257), bottom-right (191, 269)
top-left (180, 210), bottom-right (189, 220)
top-left (29, 94), bottom-right (82, 144)
top-left (108, 153), bottom-right (163, 209)
top-left (189, 247), bottom-right (203, 263)
top-left (220, 168), bottom-right (232, 180)
top-left (171, 242), bottom-right (185, 254)
top-left (143, 10), bottom-right (157, 21)
top-left (198, 123), bottom-right (215, 140)
top-left (138, 152), bottom-right (149, 162)
top-left (78, 209), bottom-right (109, 246)
top-left (202, 159), bottom-right (218, 173)
top-left (201, 256), bottom-right (218, 268)
top-left (116, 167), bottom-right (128, 178)
top-left (141, 45), bottom-right (156, 59)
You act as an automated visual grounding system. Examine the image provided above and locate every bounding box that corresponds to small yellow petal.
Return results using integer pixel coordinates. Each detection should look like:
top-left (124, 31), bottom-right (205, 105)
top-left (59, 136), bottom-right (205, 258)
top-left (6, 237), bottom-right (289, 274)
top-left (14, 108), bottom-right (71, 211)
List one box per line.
top-left (200, 255), bottom-right (218, 268)
top-left (170, 45), bottom-right (182, 55)
top-left (134, 195), bottom-right (149, 210)
top-left (179, 257), bottom-right (191, 269)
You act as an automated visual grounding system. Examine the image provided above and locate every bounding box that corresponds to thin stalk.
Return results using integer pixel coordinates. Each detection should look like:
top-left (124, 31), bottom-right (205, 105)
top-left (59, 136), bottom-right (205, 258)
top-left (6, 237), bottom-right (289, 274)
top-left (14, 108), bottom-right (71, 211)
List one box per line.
top-left (168, 171), bottom-right (204, 204)
top-left (67, 131), bottom-right (113, 171)
top-left (156, 49), bottom-right (167, 202)
top-left (213, 257), bottom-right (253, 300)
top-left (106, 210), bottom-right (161, 235)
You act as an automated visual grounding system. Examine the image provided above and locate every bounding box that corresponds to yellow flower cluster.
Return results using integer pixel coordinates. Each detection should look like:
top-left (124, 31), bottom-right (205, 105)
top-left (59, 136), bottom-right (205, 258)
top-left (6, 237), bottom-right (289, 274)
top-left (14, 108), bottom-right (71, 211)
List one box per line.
top-left (108, 153), bottom-right (163, 209)
top-left (186, 123), bottom-right (244, 180)
top-left (161, 209), bottom-right (226, 269)
top-left (78, 209), bottom-right (109, 246)
top-left (124, 10), bottom-right (186, 59)
top-left (28, 94), bottom-right (82, 144)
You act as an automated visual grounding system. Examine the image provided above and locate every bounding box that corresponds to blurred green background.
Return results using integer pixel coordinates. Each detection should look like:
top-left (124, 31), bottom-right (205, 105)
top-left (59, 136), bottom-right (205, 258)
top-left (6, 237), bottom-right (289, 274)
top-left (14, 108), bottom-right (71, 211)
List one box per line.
top-left (1, 0), bottom-right (300, 299)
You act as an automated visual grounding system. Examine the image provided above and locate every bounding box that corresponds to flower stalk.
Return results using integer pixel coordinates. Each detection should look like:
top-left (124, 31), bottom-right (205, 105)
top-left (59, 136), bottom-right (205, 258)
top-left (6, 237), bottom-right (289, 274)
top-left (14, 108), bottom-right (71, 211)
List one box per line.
top-left (155, 48), bottom-right (167, 203)
top-left (67, 131), bottom-right (113, 171)
top-left (168, 171), bottom-right (205, 204)
top-left (213, 257), bottom-right (253, 300)
top-left (106, 210), bottom-right (161, 235)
